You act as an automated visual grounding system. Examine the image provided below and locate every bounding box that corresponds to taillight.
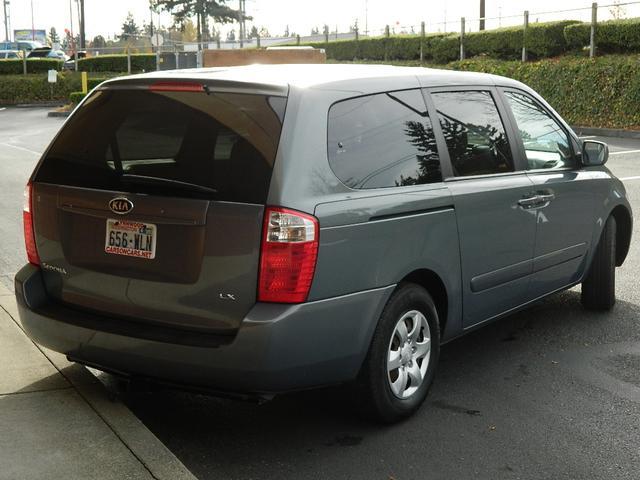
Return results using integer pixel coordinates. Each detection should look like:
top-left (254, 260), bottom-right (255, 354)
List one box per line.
top-left (23, 182), bottom-right (40, 266)
top-left (258, 207), bottom-right (319, 303)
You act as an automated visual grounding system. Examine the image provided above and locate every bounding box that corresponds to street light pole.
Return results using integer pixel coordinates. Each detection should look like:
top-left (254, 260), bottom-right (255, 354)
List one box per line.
top-left (79, 0), bottom-right (85, 49)
top-left (3, 0), bottom-right (9, 42)
top-left (479, 0), bottom-right (485, 30)
top-left (30, 0), bottom-right (34, 40)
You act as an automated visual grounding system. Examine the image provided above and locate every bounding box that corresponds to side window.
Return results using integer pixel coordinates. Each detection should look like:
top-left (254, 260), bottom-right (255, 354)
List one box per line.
top-left (328, 89), bottom-right (442, 189)
top-left (504, 91), bottom-right (574, 170)
top-left (431, 90), bottom-right (514, 177)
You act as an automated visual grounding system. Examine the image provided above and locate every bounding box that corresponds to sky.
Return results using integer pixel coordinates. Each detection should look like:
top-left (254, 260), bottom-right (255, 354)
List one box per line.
top-left (5, 0), bottom-right (639, 42)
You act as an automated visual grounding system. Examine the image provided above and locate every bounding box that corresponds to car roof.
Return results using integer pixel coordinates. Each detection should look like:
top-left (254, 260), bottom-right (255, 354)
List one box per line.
top-left (108, 63), bottom-right (523, 94)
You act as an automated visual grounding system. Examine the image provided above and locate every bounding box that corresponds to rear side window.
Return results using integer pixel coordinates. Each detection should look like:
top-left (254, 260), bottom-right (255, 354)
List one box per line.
top-left (431, 90), bottom-right (514, 177)
top-left (36, 89), bottom-right (286, 204)
top-left (328, 89), bottom-right (442, 189)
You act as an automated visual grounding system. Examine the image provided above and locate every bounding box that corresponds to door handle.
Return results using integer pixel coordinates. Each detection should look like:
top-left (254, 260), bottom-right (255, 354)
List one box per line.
top-left (537, 193), bottom-right (555, 202)
top-left (518, 196), bottom-right (540, 209)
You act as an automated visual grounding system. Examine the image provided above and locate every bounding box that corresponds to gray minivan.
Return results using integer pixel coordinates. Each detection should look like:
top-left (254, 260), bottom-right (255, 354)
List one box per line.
top-left (16, 65), bottom-right (632, 422)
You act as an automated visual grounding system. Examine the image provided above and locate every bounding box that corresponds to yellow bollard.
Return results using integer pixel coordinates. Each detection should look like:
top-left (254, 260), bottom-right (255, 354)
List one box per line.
top-left (81, 71), bottom-right (88, 94)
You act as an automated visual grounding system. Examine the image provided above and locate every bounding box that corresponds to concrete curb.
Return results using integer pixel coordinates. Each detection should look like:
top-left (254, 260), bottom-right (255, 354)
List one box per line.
top-left (0, 283), bottom-right (197, 480)
top-left (573, 126), bottom-right (640, 139)
top-left (0, 102), bottom-right (66, 109)
top-left (47, 111), bottom-right (71, 118)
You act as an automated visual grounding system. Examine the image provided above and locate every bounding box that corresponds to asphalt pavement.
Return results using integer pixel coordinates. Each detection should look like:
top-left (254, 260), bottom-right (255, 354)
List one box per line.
top-left (1, 108), bottom-right (640, 480)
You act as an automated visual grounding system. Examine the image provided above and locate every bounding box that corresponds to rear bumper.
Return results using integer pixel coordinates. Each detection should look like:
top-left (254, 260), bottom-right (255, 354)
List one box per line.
top-left (15, 264), bottom-right (394, 394)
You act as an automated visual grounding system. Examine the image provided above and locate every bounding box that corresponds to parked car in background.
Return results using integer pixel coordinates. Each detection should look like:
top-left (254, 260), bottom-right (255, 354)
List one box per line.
top-left (63, 50), bottom-right (87, 70)
top-left (15, 65), bottom-right (633, 423)
top-left (26, 47), bottom-right (68, 61)
top-left (0, 50), bottom-right (23, 59)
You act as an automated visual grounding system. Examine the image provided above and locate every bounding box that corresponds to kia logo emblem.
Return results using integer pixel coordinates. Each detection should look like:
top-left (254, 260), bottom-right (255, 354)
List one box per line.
top-left (109, 197), bottom-right (134, 215)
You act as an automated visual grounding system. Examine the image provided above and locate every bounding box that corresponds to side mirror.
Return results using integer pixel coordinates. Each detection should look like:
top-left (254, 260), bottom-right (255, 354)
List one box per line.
top-left (582, 140), bottom-right (609, 166)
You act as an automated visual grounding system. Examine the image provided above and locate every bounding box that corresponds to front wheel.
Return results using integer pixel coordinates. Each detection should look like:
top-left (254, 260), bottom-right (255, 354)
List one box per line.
top-left (581, 216), bottom-right (616, 311)
top-left (354, 283), bottom-right (440, 423)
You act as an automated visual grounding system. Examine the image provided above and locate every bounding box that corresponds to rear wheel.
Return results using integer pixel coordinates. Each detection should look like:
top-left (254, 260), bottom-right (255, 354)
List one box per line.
top-left (354, 283), bottom-right (440, 423)
top-left (581, 216), bottom-right (616, 311)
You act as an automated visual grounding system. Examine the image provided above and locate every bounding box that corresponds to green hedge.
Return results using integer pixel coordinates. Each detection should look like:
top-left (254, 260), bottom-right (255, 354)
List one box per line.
top-left (565, 17), bottom-right (640, 53)
top-left (301, 21), bottom-right (579, 63)
top-left (448, 55), bottom-right (640, 129)
top-left (302, 33), bottom-right (450, 61)
top-left (432, 20), bottom-right (580, 63)
top-left (0, 58), bottom-right (63, 74)
top-left (78, 54), bottom-right (155, 73)
top-left (0, 73), bottom-right (80, 104)
top-left (69, 91), bottom-right (87, 105)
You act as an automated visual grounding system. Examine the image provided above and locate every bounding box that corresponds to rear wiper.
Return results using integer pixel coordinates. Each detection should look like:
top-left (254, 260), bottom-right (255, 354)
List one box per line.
top-left (119, 174), bottom-right (218, 195)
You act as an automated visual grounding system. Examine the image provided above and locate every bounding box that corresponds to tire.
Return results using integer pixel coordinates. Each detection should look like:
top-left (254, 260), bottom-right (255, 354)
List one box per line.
top-left (581, 216), bottom-right (616, 311)
top-left (354, 283), bottom-right (440, 423)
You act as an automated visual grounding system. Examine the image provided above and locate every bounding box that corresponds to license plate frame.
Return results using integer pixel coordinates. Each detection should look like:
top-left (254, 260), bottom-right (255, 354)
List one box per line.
top-left (104, 219), bottom-right (157, 260)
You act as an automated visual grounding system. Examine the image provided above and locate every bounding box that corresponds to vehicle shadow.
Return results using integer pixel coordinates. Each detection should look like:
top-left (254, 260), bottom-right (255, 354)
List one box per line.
top-left (116, 289), bottom-right (640, 479)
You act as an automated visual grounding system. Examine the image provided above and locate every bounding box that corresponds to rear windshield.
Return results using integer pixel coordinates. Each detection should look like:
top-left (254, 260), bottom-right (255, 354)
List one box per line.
top-left (36, 88), bottom-right (287, 203)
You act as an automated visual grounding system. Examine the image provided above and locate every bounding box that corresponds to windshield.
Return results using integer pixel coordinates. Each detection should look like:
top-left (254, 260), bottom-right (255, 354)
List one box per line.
top-left (36, 88), bottom-right (287, 203)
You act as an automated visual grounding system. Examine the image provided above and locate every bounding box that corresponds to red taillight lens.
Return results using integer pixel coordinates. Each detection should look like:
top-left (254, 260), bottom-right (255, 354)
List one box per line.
top-left (258, 207), bottom-right (319, 303)
top-left (23, 182), bottom-right (40, 266)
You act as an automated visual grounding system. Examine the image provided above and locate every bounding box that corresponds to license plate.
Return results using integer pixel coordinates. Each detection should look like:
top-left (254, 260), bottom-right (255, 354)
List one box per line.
top-left (104, 219), bottom-right (156, 260)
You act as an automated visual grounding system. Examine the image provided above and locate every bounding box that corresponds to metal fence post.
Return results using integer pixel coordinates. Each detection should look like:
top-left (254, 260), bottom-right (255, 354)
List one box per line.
top-left (174, 45), bottom-right (179, 70)
top-left (296, 34), bottom-right (301, 45)
top-left (22, 51), bottom-right (27, 75)
top-left (324, 25), bottom-right (329, 45)
top-left (590, 2), bottom-right (597, 58)
top-left (384, 25), bottom-right (390, 61)
top-left (522, 10), bottom-right (529, 62)
top-left (74, 51), bottom-right (78, 72)
top-left (127, 48), bottom-right (132, 74)
top-left (460, 17), bottom-right (465, 61)
top-left (257, 35), bottom-right (261, 48)
top-left (420, 21), bottom-right (426, 64)
top-left (156, 50), bottom-right (160, 71)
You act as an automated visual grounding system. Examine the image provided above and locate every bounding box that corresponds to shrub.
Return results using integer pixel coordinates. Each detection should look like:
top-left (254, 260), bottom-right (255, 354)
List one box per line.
top-left (433, 20), bottom-right (581, 63)
top-left (69, 91), bottom-right (87, 105)
top-left (0, 58), bottom-right (63, 75)
top-left (448, 55), bottom-right (640, 129)
top-left (78, 54), bottom-right (156, 73)
top-left (300, 21), bottom-right (579, 64)
top-left (564, 17), bottom-right (640, 53)
top-left (0, 72), bottom-right (80, 104)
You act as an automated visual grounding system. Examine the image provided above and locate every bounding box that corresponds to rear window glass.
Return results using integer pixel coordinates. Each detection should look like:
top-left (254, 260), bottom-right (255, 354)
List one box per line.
top-left (36, 88), bottom-right (286, 203)
top-left (328, 89), bottom-right (442, 189)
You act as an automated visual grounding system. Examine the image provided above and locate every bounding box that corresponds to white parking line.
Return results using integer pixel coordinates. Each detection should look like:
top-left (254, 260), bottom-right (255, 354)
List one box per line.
top-left (0, 143), bottom-right (42, 156)
top-left (609, 149), bottom-right (640, 156)
top-left (621, 176), bottom-right (640, 181)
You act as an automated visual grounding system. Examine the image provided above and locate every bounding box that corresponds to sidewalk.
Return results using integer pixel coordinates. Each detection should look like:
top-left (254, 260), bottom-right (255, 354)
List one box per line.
top-left (0, 283), bottom-right (198, 480)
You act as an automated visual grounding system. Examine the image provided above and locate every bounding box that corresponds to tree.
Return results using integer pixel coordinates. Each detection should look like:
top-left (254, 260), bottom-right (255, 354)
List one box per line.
top-left (310, 26), bottom-right (319, 35)
top-left (226, 29), bottom-right (236, 41)
top-left (182, 18), bottom-right (198, 42)
top-left (48, 27), bottom-right (59, 46)
top-left (153, 1), bottom-right (240, 45)
top-left (609, 0), bottom-right (627, 19)
top-left (249, 25), bottom-right (259, 38)
top-left (258, 26), bottom-right (270, 38)
top-left (91, 35), bottom-right (107, 49)
top-left (120, 12), bottom-right (141, 40)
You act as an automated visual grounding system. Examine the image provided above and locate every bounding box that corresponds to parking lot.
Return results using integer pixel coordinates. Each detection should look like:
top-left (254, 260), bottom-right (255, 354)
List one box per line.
top-left (1, 107), bottom-right (639, 480)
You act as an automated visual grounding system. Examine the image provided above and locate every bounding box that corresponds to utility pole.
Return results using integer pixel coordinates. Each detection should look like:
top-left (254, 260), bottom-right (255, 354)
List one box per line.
top-left (3, 0), bottom-right (9, 42)
top-left (79, 0), bottom-right (85, 48)
top-left (365, 0), bottom-right (368, 36)
top-left (30, 0), bottom-right (34, 40)
top-left (479, 0), bottom-right (485, 30)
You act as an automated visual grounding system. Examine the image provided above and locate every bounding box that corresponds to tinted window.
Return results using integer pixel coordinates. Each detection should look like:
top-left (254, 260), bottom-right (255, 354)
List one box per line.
top-left (328, 89), bottom-right (442, 189)
top-left (504, 91), bottom-right (574, 170)
top-left (36, 89), bottom-right (286, 204)
top-left (431, 90), bottom-right (514, 177)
